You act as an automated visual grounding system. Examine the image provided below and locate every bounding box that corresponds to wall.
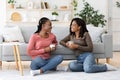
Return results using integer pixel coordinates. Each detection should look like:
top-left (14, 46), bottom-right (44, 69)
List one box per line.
top-left (111, 0), bottom-right (120, 51)
top-left (0, 0), bottom-right (6, 34)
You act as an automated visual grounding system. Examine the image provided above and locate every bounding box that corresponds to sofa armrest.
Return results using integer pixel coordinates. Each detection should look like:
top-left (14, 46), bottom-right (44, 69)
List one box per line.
top-left (101, 33), bottom-right (113, 58)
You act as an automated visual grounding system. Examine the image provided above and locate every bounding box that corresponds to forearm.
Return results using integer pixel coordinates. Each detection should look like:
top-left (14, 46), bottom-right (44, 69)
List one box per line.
top-left (78, 45), bottom-right (93, 52)
top-left (60, 40), bottom-right (67, 47)
top-left (60, 34), bottom-right (70, 47)
top-left (27, 48), bottom-right (45, 56)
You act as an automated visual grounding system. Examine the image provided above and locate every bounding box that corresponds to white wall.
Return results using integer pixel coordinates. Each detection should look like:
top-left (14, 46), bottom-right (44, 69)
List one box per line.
top-left (111, 0), bottom-right (120, 51)
top-left (0, 0), bottom-right (6, 34)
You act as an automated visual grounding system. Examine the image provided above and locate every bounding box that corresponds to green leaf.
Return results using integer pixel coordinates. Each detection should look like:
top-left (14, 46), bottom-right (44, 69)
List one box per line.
top-left (75, 1), bottom-right (106, 27)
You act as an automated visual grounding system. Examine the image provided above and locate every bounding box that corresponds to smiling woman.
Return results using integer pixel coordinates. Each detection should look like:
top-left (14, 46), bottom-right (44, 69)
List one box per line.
top-left (27, 17), bottom-right (63, 76)
top-left (60, 17), bottom-right (116, 73)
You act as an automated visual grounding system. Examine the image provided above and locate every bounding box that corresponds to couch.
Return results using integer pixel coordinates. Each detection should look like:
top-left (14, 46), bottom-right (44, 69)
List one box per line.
top-left (0, 25), bottom-right (113, 66)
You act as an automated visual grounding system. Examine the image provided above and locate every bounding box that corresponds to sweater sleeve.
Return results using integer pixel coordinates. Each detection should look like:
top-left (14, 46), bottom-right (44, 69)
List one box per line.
top-left (52, 34), bottom-right (58, 45)
top-left (59, 34), bottom-right (71, 47)
top-left (27, 34), bottom-right (45, 56)
top-left (78, 32), bottom-right (93, 52)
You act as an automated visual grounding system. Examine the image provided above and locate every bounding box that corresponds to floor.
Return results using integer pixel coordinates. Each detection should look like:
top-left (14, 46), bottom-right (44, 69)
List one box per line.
top-left (0, 52), bottom-right (120, 70)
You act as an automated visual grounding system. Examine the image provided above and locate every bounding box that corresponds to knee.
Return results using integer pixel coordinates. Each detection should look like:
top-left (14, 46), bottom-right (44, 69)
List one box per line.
top-left (30, 61), bottom-right (38, 70)
top-left (69, 62), bottom-right (77, 71)
top-left (84, 66), bottom-right (93, 73)
top-left (34, 57), bottom-right (43, 64)
top-left (56, 55), bottom-right (63, 63)
top-left (32, 57), bottom-right (45, 66)
top-left (88, 53), bottom-right (94, 57)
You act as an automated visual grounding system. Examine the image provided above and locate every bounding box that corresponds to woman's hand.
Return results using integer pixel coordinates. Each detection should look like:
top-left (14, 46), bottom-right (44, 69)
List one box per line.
top-left (44, 46), bottom-right (56, 52)
top-left (44, 47), bottom-right (51, 52)
top-left (66, 42), bottom-right (69, 47)
top-left (66, 43), bottom-right (79, 50)
top-left (50, 44), bottom-right (56, 51)
top-left (51, 47), bottom-right (56, 51)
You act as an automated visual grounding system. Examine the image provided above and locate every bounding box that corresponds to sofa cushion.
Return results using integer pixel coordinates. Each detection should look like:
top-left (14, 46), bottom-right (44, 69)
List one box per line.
top-left (52, 43), bottom-right (104, 55)
top-left (20, 26), bottom-right (69, 43)
top-left (2, 42), bottom-right (104, 57)
top-left (20, 26), bottom-right (37, 43)
top-left (51, 45), bottom-right (74, 55)
top-left (52, 26), bottom-right (69, 42)
top-left (2, 43), bottom-right (28, 56)
top-left (2, 26), bottom-right (24, 42)
top-left (87, 25), bottom-right (106, 43)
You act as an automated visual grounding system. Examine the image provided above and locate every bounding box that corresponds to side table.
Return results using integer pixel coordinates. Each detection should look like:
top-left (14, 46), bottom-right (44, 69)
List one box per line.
top-left (1, 42), bottom-right (24, 76)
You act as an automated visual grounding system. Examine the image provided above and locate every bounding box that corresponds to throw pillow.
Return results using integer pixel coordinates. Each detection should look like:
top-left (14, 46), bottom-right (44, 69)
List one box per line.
top-left (87, 25), bottom-right (106, 43)
top-left (2, 26), bottom-right (25, 43)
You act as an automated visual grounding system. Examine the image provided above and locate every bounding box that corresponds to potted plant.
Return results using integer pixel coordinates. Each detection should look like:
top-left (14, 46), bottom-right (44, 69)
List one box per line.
top-left (52, 11), bottom-right (59, 20)
top-left (116, 1), bottom-right (120, 8)
top-left (8, 0), bottom-right (14, 9)
top-left (73, 0), bottom-right (106, 27)
top-left (71, 0), bottom-right (78, 11)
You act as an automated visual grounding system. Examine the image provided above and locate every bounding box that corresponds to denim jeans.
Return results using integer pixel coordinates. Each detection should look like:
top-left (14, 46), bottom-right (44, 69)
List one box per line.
top-left (69, 52), bottom-right (107, 73)
top-left (30, 55), bottom-right (63, 72)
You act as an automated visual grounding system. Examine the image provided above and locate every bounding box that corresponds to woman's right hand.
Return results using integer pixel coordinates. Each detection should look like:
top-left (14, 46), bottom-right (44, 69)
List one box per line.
top-left (66, 42), bottom-right (69, 47)
top-left (66, 42), bottom-right (78, 50)
top-left (44, 47), bottom-right (51, 52)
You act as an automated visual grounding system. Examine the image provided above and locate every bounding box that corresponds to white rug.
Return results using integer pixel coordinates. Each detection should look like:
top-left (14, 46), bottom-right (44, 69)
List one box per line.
top-left (0, 69), bottom-right (120, 80)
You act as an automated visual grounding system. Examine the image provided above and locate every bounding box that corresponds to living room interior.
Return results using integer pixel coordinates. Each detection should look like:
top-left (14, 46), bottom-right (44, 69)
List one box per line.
top-left (0, 0), bottom-right (120, 80)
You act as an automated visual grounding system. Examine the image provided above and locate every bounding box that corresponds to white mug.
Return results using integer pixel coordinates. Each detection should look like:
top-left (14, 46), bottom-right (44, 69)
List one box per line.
top-left (50, 44), bottom-right (55, 49)
top-left (68, 41), bottom-right (74, 45)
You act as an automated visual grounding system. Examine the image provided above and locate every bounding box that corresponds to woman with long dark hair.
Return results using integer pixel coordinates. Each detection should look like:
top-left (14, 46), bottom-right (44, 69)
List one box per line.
top-left (60, 18), bottom-right (116, 73)
top-left (27, 17), bottom-right (63, 76)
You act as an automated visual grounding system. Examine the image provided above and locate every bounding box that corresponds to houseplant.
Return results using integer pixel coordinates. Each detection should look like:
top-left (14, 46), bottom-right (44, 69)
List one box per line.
top-left (71, 0), bottom-right (78, 11)
top-left (8, 0), bottom-right (14, 9)
top-left (74, 0), bottom-right (106, 27)
top-left (116, 1), bottom-right (120, 8)
top-left (71, 0), bottom-right (78, 16)
top-left (51, 11), bottom-right (59, 20)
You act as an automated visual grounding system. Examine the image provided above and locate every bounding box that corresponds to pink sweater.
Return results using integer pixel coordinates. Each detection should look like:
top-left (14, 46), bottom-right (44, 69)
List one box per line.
top-left (27, 33), bottom-right (57, 59)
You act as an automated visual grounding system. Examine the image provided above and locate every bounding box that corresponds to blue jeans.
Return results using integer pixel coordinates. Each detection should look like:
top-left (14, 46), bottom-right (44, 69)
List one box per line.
top-left (69, 52), bottom-right (107, 73)
top-left (30, 55), bottom-right (63, 72)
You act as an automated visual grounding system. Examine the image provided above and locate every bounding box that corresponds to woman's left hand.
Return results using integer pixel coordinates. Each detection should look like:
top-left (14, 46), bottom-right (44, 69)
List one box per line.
top-left (68, 43), bottom-right (79, 50)
top-left (51, 47), bottom-right (56, 51)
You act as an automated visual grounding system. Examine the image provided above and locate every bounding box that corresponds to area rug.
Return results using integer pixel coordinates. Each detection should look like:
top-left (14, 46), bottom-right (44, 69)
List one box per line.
top-left (0, 69), bottom-right (120, 80)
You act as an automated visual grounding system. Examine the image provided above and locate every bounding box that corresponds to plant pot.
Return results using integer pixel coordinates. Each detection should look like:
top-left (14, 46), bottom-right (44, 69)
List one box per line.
top-left (52, 15), bottom-right (57, 20)
top-left (9, 4), bottom-right (14, 9)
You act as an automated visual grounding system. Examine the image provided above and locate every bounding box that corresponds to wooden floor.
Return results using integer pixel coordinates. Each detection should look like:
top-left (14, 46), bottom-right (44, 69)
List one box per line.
top-left (0, 52), bottom-right (120, 70)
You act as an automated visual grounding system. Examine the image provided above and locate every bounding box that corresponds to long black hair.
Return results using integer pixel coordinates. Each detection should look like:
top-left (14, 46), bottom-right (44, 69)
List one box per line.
top-left (35, 17), bottom-right (50, 33)
top-left (70, 18), bottom-right (88, 38)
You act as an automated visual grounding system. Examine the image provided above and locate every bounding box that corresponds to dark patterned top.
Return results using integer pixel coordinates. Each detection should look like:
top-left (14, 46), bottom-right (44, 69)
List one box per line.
top-left (60, 32), bottom-right (93, 56)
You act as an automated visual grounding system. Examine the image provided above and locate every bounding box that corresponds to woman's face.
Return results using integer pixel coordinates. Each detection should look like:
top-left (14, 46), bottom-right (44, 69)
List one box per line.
top-left (42, 20), bottom-right (52, 33)
top-left (71, 21), bottom-right (80, 32)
